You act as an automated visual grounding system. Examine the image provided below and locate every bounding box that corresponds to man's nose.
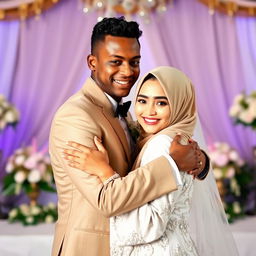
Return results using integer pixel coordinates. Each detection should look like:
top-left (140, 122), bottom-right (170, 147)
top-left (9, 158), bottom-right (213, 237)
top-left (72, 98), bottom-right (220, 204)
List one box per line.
top-left (120, 63), bottom-right (133, 76)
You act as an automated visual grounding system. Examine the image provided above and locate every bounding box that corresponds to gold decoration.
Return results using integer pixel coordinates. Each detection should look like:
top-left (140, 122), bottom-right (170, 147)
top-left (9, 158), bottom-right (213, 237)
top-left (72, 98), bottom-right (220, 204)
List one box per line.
top-left (0, 0), bottom-right (61, 21)
top-left (0, 9), bottom-right (5, 20)
top-left (19, 3), bottom-right (29, 21)
top-left (198, 0), bottom-right (256, 17)
top-left (33, 0), bottom-right (44, 17)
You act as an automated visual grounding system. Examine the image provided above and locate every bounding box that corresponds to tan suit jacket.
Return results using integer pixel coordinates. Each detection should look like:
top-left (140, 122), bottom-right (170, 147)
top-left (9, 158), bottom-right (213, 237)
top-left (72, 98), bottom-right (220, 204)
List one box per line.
top-left (49, 77), bottom-right (178, 256)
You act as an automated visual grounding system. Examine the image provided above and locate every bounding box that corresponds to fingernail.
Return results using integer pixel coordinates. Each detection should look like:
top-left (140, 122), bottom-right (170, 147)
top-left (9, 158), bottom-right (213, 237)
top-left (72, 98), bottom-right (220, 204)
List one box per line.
top-left (95, 136), bottom-right (102, 142)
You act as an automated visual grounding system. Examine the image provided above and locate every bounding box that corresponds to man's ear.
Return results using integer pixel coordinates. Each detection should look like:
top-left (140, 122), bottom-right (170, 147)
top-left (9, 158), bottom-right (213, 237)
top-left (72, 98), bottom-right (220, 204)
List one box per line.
top-left (87, 54), bottom-right (96, 71)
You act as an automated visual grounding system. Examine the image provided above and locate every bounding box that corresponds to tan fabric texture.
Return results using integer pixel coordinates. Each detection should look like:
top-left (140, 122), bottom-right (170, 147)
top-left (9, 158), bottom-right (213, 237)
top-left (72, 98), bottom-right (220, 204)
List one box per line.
top-left (49, 77), bottom-right (178, 256)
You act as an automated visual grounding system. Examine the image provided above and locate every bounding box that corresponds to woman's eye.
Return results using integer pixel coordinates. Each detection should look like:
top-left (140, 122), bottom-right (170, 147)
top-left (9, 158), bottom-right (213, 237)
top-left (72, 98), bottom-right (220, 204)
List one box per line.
top-left (137, 99), bottom-right (146, 104)
top-left (157, 101), bottom-right (168, 106)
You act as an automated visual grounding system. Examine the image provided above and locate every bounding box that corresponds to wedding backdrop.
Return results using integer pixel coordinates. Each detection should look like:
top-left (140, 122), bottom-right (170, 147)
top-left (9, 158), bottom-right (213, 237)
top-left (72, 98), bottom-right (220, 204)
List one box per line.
top-left (0, 0), bottom-right (256, 254)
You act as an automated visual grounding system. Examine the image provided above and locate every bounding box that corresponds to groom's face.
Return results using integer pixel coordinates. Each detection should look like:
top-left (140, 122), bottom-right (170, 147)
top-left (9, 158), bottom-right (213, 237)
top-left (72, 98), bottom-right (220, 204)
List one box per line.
top-left (88, 35), bottom-right (141, 102)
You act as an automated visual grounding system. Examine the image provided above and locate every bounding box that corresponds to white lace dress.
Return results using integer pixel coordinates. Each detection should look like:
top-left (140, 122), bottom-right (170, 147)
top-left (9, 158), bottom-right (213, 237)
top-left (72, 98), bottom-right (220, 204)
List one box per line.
top-left (110, 135), bottom-right (199, 256)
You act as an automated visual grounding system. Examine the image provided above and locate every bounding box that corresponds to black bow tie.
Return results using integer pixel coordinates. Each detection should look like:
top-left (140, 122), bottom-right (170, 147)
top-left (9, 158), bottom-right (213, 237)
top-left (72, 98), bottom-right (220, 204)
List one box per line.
top-left (115, 101), bottom-right (131, 118)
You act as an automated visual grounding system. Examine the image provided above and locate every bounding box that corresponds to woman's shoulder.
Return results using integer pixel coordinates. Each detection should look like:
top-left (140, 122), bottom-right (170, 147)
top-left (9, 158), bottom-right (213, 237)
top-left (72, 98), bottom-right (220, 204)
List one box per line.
top-left (147, 134), bottom-right (173, 147)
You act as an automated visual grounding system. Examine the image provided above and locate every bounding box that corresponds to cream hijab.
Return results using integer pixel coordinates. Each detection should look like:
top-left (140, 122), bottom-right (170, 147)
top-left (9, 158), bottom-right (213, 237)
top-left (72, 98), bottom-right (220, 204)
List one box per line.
top-left (135, 66), bottom-right (197, 150)
top-left (133, 66), bottom-right (239, 256)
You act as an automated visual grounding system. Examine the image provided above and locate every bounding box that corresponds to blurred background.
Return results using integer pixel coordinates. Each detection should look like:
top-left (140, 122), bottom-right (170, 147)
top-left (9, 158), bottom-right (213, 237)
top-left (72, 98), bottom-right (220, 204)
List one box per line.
top-left (0, 0), bottom-right (256, 255)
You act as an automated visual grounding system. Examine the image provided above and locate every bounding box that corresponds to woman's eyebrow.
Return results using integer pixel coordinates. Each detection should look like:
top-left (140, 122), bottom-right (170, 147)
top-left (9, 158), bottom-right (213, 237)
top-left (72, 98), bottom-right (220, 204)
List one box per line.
top-left (137, 94), bottom-right (168, 100)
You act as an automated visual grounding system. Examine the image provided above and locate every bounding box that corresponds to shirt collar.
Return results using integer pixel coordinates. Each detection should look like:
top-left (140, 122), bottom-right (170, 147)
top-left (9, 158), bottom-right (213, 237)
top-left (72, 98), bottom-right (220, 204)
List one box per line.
top-left (104, 93), bottom-right (123, 112)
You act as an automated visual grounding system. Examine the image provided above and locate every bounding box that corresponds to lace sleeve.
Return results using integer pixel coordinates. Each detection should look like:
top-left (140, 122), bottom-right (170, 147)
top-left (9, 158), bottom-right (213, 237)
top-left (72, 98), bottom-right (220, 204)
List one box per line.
top-left (110, 135), bottom-right (180, 246)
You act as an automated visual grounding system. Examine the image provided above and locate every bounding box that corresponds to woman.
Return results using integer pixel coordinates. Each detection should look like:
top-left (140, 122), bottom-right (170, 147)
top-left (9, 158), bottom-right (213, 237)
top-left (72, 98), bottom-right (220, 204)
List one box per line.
top-left (63, 66), bottom-right (238, 255)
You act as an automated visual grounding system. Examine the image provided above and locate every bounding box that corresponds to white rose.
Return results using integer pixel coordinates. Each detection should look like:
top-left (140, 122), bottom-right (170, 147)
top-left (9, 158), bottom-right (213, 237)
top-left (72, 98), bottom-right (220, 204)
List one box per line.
top-left (26, 216), bottom-right (34, 224)
top-left (31, 205), bottom-right (41, 215)
top-left (234, 94), bottom-right (244, 104)
top-left (229, 104), bottom-right (241, 117)
top-left (45, 215), bottom-right (54, 223)
top-left (47, 202), bottom-right (56, 210)
top-left (5, 162), bottom-right (14, 173)
top-left (28, 169), bottom-right (41, 183)
top-left (239, 109), bottom-right (254, 124)
top-left (4, 110), bottom-right (16, 123)
top-left (9, 208), bottom-right (18, 219)
top-left (20, 204), bottom-right (30, 216)
top-left (14, 170), bottom-right (26, 184)
top-left (248, 100), bottom-right (256, 119)
top-left (233, 202), bottom-right (241, 214)
top-left (213, 168), bottom-right (223, 179)
top-left (229, 150), bottom-right (239, 162)
top-left (15, 154), bottom-right (26, 165)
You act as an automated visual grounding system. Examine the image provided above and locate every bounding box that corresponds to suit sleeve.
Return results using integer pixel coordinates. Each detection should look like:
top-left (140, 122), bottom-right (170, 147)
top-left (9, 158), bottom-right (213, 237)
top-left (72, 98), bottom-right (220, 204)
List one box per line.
top-left (110, 135), bottom-right (181, 245)
top-left (49, 105), bottom-right (178, 217)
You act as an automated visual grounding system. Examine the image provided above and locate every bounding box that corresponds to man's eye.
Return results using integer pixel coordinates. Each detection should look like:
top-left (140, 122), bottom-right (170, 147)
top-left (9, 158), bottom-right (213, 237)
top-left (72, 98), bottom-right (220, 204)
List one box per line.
top-left (131, 60), bottom-right (140, 67)
top-left (110, 60), bottom-right (121, 65)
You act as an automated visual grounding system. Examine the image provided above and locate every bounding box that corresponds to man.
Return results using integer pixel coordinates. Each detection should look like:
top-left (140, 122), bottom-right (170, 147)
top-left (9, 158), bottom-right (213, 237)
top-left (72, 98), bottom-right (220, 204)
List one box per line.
top-left (49, 17), bottom-right (208, 256)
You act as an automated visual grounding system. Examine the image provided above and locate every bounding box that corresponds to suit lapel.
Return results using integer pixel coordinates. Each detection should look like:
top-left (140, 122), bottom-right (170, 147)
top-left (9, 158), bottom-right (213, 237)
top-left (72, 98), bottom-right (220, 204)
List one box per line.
top-left (82, 78), bottom-right (131, 163)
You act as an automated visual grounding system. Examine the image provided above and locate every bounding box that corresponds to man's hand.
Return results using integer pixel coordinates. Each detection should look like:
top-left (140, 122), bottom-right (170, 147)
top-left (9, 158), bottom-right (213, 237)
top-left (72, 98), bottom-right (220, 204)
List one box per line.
top-left (169, 134), bottom-right (205, 175)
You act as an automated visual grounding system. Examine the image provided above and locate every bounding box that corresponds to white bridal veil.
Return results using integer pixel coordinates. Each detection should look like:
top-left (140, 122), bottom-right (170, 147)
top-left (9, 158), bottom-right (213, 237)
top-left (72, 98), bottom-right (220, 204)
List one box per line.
top-left (190, 119), bottom-right (239, 255)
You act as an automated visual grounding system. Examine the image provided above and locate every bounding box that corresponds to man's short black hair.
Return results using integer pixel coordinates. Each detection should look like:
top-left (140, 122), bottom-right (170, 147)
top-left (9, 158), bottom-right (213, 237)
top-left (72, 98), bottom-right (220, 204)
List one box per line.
top-left (91, 17), bottom-right (142, 54)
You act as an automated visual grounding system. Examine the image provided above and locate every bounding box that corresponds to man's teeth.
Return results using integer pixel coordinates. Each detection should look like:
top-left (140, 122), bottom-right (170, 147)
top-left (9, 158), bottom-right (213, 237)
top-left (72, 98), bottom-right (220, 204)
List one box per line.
top-left (114, 80), bottom-right (129, 85)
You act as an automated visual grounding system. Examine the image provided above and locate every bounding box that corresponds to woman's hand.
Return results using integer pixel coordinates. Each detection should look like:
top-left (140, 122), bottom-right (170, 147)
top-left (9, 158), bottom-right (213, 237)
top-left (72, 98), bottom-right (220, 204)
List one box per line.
top-left (62, 136), bottom-right (115, 182)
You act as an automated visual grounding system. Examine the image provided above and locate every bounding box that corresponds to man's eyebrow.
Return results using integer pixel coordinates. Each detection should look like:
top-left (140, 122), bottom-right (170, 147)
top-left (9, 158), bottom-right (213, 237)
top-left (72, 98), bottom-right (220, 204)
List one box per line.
top-left (110, 55), bottom-right (141, 59)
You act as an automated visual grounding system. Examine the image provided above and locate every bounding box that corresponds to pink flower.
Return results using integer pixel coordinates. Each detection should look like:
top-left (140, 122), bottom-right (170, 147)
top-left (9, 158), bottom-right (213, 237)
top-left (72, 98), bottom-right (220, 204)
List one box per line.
top-left (24, 155), bottom-right (38, 169)
top-left (214, 153), bottom-right (229, 167)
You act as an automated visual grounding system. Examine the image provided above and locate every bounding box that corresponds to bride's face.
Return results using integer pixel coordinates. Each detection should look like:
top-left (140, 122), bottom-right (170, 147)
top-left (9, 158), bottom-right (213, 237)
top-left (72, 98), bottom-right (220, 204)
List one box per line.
top-left (135, 78), bottom-right (171, 134)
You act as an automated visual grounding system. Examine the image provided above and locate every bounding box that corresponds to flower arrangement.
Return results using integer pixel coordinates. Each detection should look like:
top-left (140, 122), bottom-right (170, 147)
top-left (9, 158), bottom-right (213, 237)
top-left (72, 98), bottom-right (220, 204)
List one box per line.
top-left (229, 91), bottom-right (256, 129)
top-left (208, 142), bottom-right (252, 222)
top-left (8, 202), bottom-right (57, 226)
top-left (0, 94), bottom-right (19, 131)
top-left (2, 139), bottom-right (55, 198)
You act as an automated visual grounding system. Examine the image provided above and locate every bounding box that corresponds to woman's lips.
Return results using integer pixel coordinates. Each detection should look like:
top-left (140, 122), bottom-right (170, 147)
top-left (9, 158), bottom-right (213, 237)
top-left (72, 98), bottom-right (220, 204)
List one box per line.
top-left (143, 117), bottom-right (159, 125)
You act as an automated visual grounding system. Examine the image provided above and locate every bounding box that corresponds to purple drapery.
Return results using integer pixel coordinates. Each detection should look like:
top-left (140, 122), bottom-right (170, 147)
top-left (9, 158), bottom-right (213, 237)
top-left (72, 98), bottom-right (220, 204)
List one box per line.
top-left (0, 0), bottom-right (255, 173)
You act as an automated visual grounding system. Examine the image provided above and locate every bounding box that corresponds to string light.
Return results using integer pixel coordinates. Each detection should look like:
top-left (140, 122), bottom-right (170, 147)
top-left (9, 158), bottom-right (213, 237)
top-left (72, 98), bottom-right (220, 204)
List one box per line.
top-left (80, 0), bottom-right (170, 22)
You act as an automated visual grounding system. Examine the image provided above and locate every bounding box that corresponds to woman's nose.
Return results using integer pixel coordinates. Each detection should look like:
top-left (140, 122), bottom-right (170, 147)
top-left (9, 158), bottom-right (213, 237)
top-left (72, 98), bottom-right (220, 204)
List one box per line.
top-left (146, 103), bottom-right (157, 116)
